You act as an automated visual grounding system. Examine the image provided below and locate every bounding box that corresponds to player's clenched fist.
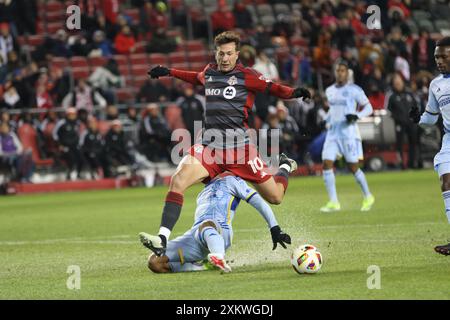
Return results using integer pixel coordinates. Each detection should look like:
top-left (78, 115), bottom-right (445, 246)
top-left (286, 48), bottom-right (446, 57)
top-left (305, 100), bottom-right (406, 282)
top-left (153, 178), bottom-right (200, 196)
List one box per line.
top-left (291, 87), bottom-right (311, 100)
top-left (148, 65), bottom-right (170, 79)
top-left (270, 225), bottom-right (291, 250)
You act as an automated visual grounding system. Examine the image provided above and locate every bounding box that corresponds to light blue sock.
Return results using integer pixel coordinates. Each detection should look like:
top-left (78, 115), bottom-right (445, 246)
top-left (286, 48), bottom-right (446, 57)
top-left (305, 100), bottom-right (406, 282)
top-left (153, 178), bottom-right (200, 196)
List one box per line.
top-left (354, 169), bottom-right (371, 197)
top-left (201, 227), bottom-right (225, 255)
top-left (442, 191), bottom-right (450, 223)
top-left (169, 261), bottom-right (207, 273)
top-left (323, 169), bottom-right (338, 202)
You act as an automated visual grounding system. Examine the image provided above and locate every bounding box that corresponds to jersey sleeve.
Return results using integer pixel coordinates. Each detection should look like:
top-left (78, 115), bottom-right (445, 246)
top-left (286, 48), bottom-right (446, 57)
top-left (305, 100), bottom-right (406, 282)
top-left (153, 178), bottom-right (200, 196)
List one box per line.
top-left (170, 65), bottom-right (206, 86)
top-left (228, 177), bottom-right (258, 202)
top-left (244, 68), bottom-right (294, 99)
top-left (354, 86), bottom-right (373, 118)
top-left (426, 85), bottom-right (440, 114)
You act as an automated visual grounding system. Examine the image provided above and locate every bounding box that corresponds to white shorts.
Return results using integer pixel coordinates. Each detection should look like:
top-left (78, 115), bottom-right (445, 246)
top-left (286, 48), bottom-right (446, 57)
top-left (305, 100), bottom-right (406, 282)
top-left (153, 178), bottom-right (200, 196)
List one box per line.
top-left (322, 138), bottom-right (363, 163)
top-left (434, 134), bottom-right (450, 177)
top-left (165, 219), bottom-right (232, 264)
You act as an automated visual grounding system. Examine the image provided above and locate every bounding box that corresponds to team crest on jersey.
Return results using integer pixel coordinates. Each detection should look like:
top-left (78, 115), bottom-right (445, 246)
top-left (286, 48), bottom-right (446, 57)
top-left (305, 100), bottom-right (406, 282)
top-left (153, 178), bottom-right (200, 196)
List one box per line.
top-left (223, 86), bottom-right (237, 99)
top-left (227, 75), bottom-right (237, 86)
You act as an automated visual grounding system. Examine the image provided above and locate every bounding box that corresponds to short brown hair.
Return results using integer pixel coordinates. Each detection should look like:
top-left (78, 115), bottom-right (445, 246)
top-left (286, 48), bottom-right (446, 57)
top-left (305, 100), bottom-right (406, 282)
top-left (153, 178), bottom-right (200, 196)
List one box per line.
top-left (214, 31), bottom-right (240, 50)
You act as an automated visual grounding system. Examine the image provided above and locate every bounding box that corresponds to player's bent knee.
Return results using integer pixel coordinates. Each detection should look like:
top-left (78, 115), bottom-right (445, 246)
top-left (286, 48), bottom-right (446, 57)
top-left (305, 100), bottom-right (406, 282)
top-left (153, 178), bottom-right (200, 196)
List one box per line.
top-left (266, 194), bottom-right (283, 205)
top-left (199, 220), bottom-right (217, 232)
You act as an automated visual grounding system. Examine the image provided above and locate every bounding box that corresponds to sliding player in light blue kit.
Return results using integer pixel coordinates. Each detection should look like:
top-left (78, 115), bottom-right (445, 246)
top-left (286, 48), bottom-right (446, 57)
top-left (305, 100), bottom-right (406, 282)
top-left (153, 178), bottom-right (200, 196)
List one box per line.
top-left (320, 60), bottom-right (375, 212)
top-left (410, 36), bottom-right (450, 255)
top-left (139, 174), bottom-right (291, 273)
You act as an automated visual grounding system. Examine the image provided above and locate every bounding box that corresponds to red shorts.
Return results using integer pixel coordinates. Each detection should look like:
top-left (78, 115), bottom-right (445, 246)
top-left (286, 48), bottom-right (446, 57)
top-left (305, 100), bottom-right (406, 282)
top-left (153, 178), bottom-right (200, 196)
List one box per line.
top-left (189, 144), bottom-right (272, 184)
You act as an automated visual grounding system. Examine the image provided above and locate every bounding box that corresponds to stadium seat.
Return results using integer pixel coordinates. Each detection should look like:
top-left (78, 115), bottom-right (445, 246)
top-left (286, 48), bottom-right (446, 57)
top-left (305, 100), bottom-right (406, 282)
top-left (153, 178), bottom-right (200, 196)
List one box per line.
top-left (46, 10), bottom-right (63, 23)
top-left (159, 77), bottom-right (173, 89)
top-left (118, 65), bottom-right (131, 77)
top-left (70, 56), bottom-right (89, 68)
top-left (129, 54), bottom-right (148, 65)
top-left (72, 67), bottom-right (91, 80)
top-left (274, 3), bottom-right (290, 16)
top-left (132, 76), bottom-right (148, 90)
top-left (51, 57), bottom-right (69, 69)
top-left (17, 124), bottom-right (54, 167)
top-left (169, 52), bottom-right (188, 64)
top-left (113, 55), bottom-right (129, 67)
top-left (435, 19), bottom-right (450, 33)
top-left (256, 4), bottom-right (274, 18)
top-left (88, 56), bottom-right (108, 68)
top-left (46, 21), bottom-right (65, 34)
top-left (405, 19), bottom-right (419, 34)
top-left (417, 19), bottom-right (435, 33)
top-left (148, 53), bottom-right (169, 66)
top-left (189, 63), bottom-right (206, 72)
top-left (115, 87), bottom-right (135, 103)
top-left (187, 51), bottom-right (208, 63)
top-left (245, 5), bottom-right (259, 24)
top-left (131, 65), bottom-right (149, 77)
top-left (412, 10), bottom-right (431, 22)
top-left (170, 63), bottom-right (189, 70)
top-left (185, 40), bottom-right (205, 52)
top-left (260, 15), bottom-right (275, 28)
top-left (45, 0), bottom-right (64, 12)
top-left (27, 35), bottom-right (45, 47)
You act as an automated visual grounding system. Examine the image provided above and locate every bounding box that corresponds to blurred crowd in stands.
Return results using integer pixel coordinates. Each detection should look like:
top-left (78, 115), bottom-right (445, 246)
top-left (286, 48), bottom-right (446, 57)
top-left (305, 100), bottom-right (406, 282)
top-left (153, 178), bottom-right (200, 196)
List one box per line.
top-left (1, 0), bottom-right (450, 182)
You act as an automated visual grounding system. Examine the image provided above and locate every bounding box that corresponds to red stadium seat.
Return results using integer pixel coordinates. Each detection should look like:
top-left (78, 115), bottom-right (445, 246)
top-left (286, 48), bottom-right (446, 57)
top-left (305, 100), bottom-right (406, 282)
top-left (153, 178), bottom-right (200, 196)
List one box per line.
top-left (88, 56), bottom-right (108, 68)
top-left (70, 56), bottom-right (89, 68)
top-left (189, 63), bottom-right (206, 72)
top-left (169, 52), bottom-right (187, 64)
top-left (17, 124), bottom-right (54, 167)
top-left (46, 0), bottom-right (64, 12)
top-left (159, 77), bottom-right (173, 89)
top-left (51, 57), bottom-right (69, 69)
top-left (28, 35), bottom-right (45, 47)
top-left (290, 37), bottom-right (308, 48)
top-left (72, 67), bottom-right (91, 80)
top-left (148, 53), bottom-right (168, 66)
top-left (113, 55), bottom-right (129, 67)
top-left (46, 21), bottom-right (65, 34)
top-left (132, 76), bottom-right (148, 90)
top-left (131, 65), bottom-right (149, 77)
top-left (185, 40), bottom-right (205, 52)
top-left (118, 65), bottom-right (131, 77)
top-left (129, 54), bottom-right (148, 65)
top-left (187, 51), bottom-right (209, 63)
top-left (46, 10), bottom-right (64, 22)
top-left (170, 63), bottom-right (189, 70)
top-left (115, 87), bottom-right (136, 103)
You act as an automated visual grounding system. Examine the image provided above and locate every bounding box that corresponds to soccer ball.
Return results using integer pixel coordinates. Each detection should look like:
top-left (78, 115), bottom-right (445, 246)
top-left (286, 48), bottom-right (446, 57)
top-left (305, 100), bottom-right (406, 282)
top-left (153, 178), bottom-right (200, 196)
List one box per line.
top-left (291, 244), bottom-right (323, 274)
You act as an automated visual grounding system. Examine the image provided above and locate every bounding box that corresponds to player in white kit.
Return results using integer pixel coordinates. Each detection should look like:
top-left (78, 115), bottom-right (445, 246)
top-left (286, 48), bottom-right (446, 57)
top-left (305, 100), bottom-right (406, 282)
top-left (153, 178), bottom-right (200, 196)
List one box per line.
top-left (320, 61), bottom-right (375, 212)
top-left (410, 36), bottom-right (450, 255)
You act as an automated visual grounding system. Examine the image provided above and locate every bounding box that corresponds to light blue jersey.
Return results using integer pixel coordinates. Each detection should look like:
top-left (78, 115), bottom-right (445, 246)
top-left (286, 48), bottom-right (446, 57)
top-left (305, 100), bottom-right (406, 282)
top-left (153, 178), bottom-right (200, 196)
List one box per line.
top-left (324, 83), bottom-right (372, 140)
top-left (165, 175), bottom-right (278, 264)
top-left (322, 83), bottom-right (373, 162)
top-left (419, 74), bottom-right (450, 176)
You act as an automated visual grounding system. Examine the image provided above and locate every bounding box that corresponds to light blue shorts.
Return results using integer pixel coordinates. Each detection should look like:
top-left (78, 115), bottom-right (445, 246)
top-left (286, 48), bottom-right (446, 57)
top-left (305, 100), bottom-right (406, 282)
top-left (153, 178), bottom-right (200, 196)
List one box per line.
top-left (165, 219), bottom-right (232, 263)
top-left (322, 138), bottom-right (363, 163)
top-left (434, 134), bottom-right (450, 177)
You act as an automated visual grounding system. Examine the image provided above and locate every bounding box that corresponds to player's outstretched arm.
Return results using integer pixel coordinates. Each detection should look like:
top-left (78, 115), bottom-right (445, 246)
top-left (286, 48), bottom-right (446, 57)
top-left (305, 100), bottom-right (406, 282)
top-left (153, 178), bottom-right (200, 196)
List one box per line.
top-left (244, 69), bottom-right (311, 100)
top-left (411, 89), bottom-right (440, 126)
top-left (247, 193), bottom-right (291, 250)
top-left (148, 65), bottom-right (202, 85)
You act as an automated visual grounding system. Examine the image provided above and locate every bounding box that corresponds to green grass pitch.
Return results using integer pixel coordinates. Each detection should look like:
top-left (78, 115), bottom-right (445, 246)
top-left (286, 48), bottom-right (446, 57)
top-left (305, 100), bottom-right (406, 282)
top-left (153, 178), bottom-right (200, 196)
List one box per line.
top-left (0, 170), bottom-right (449, 299)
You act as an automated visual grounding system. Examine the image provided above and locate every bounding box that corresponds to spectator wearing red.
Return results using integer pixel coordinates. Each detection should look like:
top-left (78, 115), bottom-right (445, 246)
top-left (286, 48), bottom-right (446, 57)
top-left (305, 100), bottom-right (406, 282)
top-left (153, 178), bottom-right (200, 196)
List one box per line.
top-left (114, 25), bottom-right (136, 54)
top-left (210, 2), bottom-right (236, 35)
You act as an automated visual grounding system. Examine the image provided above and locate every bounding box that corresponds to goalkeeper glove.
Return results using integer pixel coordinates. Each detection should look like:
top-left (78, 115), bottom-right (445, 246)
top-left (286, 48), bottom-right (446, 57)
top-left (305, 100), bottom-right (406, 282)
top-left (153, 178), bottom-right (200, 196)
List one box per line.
top-left (148, 65), bottom-right (170, 79)
top-left (270, 225), bottom-right (291, 250)
top-left (345, 114), bottom-right (359, 124)
top-left (291, 87), bottom-right (311, 100)
top-left (409, 106), bottom-right (421, 123)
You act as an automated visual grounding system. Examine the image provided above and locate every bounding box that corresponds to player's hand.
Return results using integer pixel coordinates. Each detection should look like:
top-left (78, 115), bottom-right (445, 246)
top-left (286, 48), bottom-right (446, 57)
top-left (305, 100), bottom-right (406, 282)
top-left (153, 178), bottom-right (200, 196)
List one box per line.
top-left (148, 65), bottom-right (170, 79)
top-left (270, 225), bottom-right (291, 250)
top-left (292, 87), bottom-right (311, 100)
top-left (345, 114), bottom-right (359, 124)
top-left (409, 106), bottom-right (421, 123)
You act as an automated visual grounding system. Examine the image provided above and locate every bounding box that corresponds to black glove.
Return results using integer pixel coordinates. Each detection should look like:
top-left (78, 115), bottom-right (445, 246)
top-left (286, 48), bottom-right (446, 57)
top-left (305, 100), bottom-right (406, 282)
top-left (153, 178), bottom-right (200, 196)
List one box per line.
top-left (345, 114), bottom-right (359, 124)
top-left (409, 106), bottom-right (421, 123)
top-left (270, 225), bottom-right (291, 250)
top-left (148, 65), bottom-right (170, 79)
top-left (291, 87), bottom-right (311, 100)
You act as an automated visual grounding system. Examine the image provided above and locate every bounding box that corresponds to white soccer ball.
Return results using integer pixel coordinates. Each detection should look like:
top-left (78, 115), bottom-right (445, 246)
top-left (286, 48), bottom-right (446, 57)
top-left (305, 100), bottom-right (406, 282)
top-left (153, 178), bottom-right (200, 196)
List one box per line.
top-left (291, 244), bottom-right (323, 274)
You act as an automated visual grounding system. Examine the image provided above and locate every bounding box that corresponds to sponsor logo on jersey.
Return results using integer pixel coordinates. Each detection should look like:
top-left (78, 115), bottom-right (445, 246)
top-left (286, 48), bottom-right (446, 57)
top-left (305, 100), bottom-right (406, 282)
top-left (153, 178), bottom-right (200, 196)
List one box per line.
top-left (207, 76), bottom-right (213, 82)
top-left (223, 86), bottom-right (237, 99)
top-left (205, 88), bottom-right (221, 96)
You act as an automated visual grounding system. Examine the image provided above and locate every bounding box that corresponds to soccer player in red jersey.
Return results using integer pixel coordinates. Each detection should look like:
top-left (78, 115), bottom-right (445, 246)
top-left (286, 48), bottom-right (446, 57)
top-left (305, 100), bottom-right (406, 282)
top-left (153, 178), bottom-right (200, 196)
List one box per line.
top-left (140, 31), bottom-right (310, 256)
